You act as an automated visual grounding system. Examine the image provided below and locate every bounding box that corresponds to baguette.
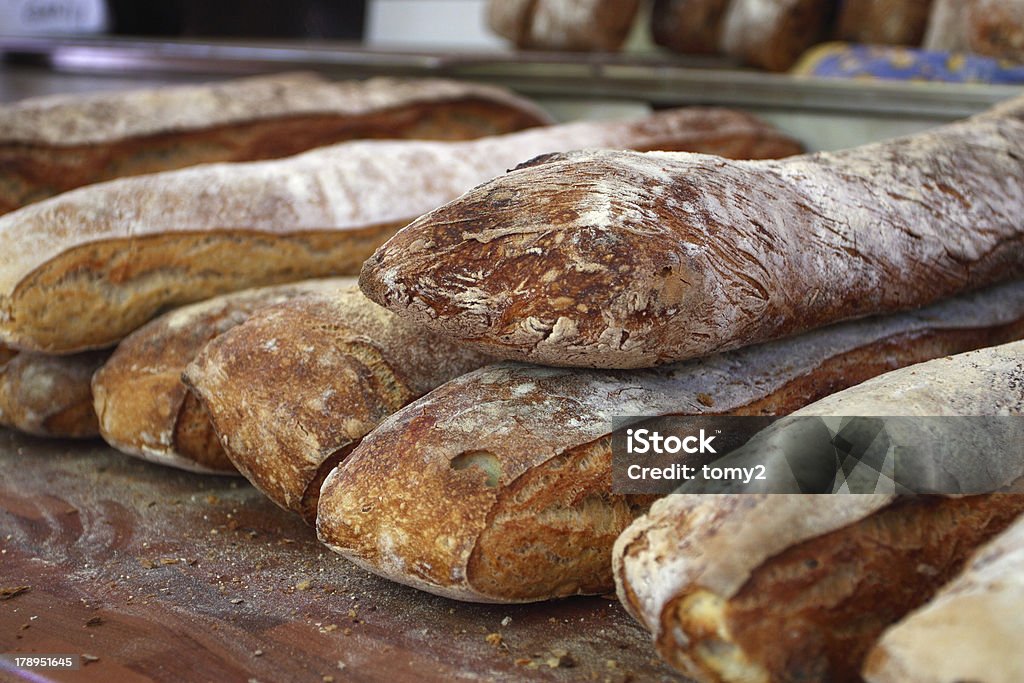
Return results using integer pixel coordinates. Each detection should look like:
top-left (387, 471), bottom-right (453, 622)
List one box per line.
top-left (314, 281), bottom-right (1024, 603)
top-left (0, 348), bottom-right (106, 438)
top-left (183, 287), bottom-right (494, 523)
top-left (721, 0), bottom-right (837, 71)
top-left (651, 0), bottom-right (731, 54)
top-left (835, 0), bottom-right (934, 46)
top-left (0, 72), bottom-right (552, 214)
top-left (486, 0), bottom-right (642, 51)
top-left (614, 340), bottom-right (1024, 683)
top-left (360, 95), bottom-right (1024, 369)
top-left (92, 278), bottom-right (355, 475)
top-left (863, 515), bottom-right (1024, 683)
top-left (0, 107), bottom-right (802, 354)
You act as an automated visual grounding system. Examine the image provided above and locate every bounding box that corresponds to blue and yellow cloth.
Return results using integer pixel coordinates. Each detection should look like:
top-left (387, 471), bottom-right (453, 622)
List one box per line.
top-left (793, 42), bottom-right (1024, 84)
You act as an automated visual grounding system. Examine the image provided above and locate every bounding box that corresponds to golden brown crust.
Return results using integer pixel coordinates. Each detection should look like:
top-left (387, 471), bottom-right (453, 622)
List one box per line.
top-left (966, 0), bottom-right (1024, 62)
top-left (9, 228), bottom-right (394, 353)
top-left (0, 349), bottom-right (107, 438)
top-left (361, 98), bottom-right (1024, 368)
top-left (92, 278), bottom-right (353, 474)
top-left (184, 287), bottom-right (493, 523)
top-left (0, 107), bottom-right (800, 354)
top-left (316, 282), bottom-right (1024, 603)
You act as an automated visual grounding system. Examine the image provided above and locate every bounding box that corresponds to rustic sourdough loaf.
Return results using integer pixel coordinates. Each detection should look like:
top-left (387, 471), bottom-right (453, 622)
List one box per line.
top-left (361, 95), bottom-right (1024, 368)
top-left (183, 286), bottom-right (494, 523)
top-left (92, 278), bottom-right (354, 475)
top-left (614, 340), bottom-right (1024, 683)
top-left (721, 0), bottom-right (837, 71)
top-left (0, 107), bottom-right (801, 354)
top-left (836, 0), bottom-right (934, 46)
top-left (863, 514), bottom-right (1024, 683)
top-left (487, 0), bottom-right (641, 51)
top-left (314, 282), bottom-right (1024, 603)
top-left (0, 348), bottom-right (107, 438)
top-left (651, 0), bottom-right (731, 54)
top-left (0, 72), bottom-right (552, 215)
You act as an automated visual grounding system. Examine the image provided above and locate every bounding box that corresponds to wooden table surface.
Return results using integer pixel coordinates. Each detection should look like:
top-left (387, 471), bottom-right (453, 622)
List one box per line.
top-left (0, 428), bottom-right (684, 683)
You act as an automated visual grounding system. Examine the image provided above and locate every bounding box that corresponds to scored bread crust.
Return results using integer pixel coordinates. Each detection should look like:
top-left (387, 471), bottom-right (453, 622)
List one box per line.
top-left (0, 107), bottom-right (802, 354)
top-left (614, 340), bottom-right (1024, 683)
top-left (0, 73), bottom-right (553, 215)
top-left (314, 282), bottom-right (1024, 603)
top-left (863, 515), bottom-right (1024, 683)
top-left (361, 96), bottom-right (1024, 368)
top-left (0, 72), bottom-right (551, 147)
top-left (0, 348), bottom-right (107, 438)
top-left (92, 278), bottom-right (354, 475)
top-left (183, 287), bottom-right (493, 523)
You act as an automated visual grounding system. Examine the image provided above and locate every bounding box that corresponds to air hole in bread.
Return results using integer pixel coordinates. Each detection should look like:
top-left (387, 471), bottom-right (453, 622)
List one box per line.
top-left (450, 450), bottom-right (502, 487)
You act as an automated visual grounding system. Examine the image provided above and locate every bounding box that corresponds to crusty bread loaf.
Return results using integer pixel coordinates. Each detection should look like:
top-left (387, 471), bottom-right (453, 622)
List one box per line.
top-left (361, 95), bottom-right (1024, 369)
top-left (487, 0), bottom-right (642, 51)
top-left (0, 107), bottom-right (802, 355)
top-left (721, 0), bottom-right (837, 71)
top-left (0, 347), bottom-right (106, 438)
top-left (651, 0), bottom-right (731, 54)
top-left (183, 286), bottom-right (494, 523)
top-left (614, 340), bottom-right (1024, 683)
top-left (836, 0), bottom-right (934, 46)
top-left (0, 72), bottom-right (552, 215)
top-left (92, 278), bottom-right (354, 475)
top-left (618, 494), bottom-right (1024, 683)
top-left (863, 515), bottom-right (1024, 683)
top-left (314, 282), bottom-right (1024, 603)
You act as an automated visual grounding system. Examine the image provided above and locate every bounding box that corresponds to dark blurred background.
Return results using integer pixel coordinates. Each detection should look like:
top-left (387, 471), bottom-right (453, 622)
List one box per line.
top-left (106, 0), bottom-right (366, 39)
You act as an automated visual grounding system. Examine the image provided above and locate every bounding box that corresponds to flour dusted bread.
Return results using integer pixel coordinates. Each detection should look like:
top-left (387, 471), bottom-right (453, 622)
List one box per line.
top-left (314, 282), bottom-right (1024, 603)
top-left (487, 0), bottom-right (641, 51)
top-left (0, 348), bottom-right (106, 438)
top-left (183, 287), bottom-right (493, 522)
top-left (0, 107), bottom-right (801, 354)
top-left (864, 515), bottom-right (1024, 683)
top-left (92, 278), bottom-right (353, 475)
top-left (614, 340), bottom-right (1024, 683)
top-left (361, 95), bottom-right (1024, 368)
top-left (0, 72), bottom-right (551, 214)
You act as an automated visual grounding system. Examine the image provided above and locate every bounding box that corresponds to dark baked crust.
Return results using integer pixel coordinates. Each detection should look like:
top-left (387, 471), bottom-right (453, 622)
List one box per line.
top-left (722, 0), bottom-right (837, 72)
top-left (835, 0), bottom-right (934, 45)
top-left (651, 0), bottom-right (731, 54)
top-left (672, 495), bottom-right (1024, 683)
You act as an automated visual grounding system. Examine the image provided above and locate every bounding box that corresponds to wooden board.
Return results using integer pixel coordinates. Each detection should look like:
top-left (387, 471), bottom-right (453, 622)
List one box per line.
top-left (0, 428), bottom-right (684, 682)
